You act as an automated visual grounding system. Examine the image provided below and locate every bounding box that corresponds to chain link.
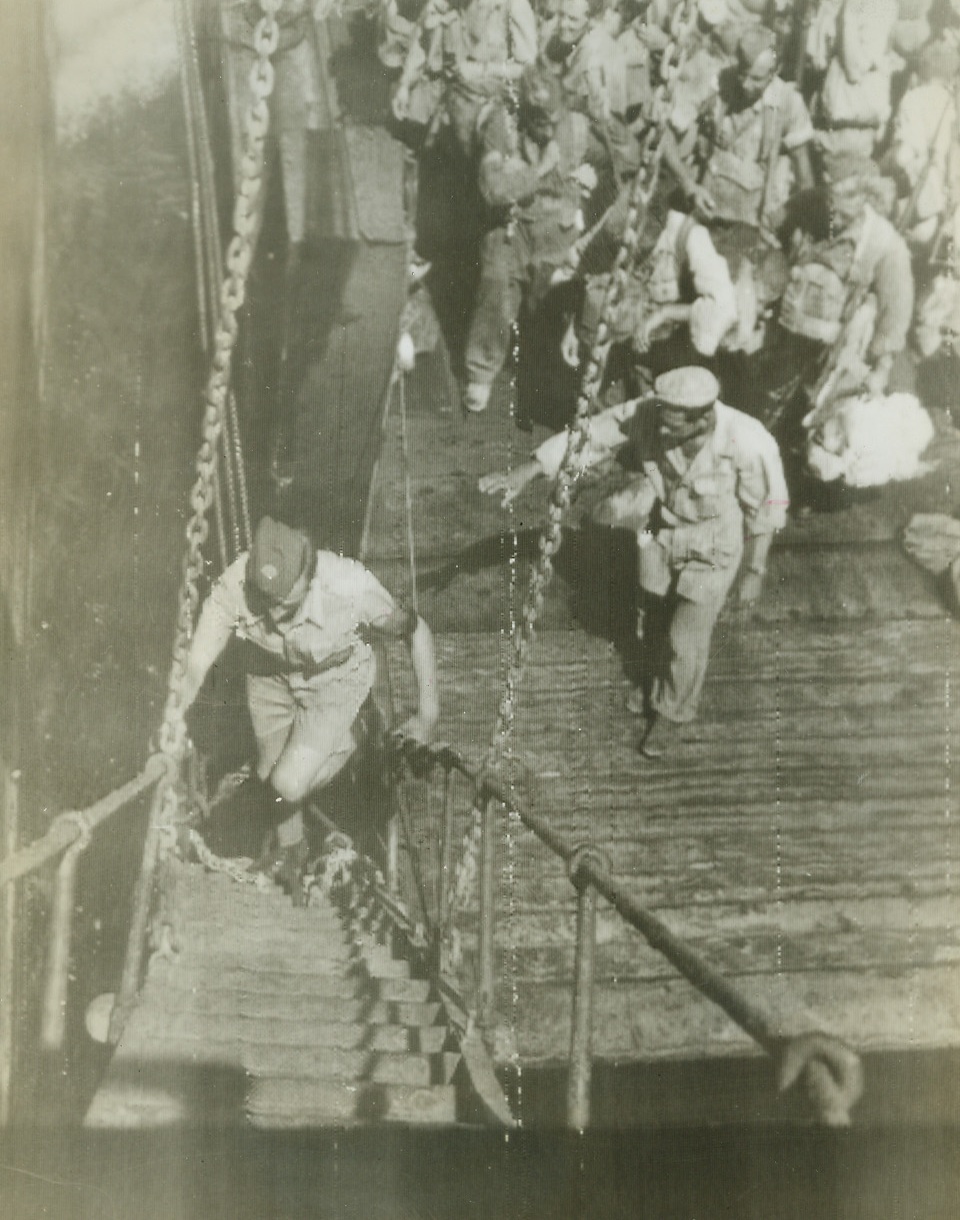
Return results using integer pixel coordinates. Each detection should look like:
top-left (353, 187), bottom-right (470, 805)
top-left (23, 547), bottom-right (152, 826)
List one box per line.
top-left (441, 1), bottom-right (699, 945)
top-left (187, 829), bottom-right (273, 889)
top-left (152, 0), bottom-right (281, 833)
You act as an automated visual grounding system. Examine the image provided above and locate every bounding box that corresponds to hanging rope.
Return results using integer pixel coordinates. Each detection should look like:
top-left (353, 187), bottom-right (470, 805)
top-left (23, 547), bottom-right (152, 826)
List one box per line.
top-left (397, 369), bottom-right (420, 613)
top-left (440, 2), bottom-right (700, 955)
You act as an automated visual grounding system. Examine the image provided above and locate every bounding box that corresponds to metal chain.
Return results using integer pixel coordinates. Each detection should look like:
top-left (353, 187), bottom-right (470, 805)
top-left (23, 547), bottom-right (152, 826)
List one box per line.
top-left (186, 829), bottom-right (273, 889)
top-left (441, 2), bottom-right (698, 941)
top-left (227, 389), bottom-right (252, 550)
top-left (153, 0), bottom-right (283, 840)
top-left (177, 0), bottom-right (253, 567)
top-left (219, 398), bottom-right (243, 558)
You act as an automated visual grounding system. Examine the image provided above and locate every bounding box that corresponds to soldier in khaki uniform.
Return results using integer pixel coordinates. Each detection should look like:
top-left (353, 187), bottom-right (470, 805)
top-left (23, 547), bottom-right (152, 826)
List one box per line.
top-left (179, 517), bottom-right (440, 897)
top-left (480, 367), bottom-right (788, 755)
top-left (463, 67), bottom-right (603, 412)
top-left (665, 25), bottom-right (814, 247)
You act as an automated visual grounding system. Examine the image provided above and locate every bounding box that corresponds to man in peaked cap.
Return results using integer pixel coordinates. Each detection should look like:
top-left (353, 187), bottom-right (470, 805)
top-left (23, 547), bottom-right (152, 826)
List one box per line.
top-left (179, 517), bottom-right (439, 898)
top-left (480, 365), bottom-right (788, 755)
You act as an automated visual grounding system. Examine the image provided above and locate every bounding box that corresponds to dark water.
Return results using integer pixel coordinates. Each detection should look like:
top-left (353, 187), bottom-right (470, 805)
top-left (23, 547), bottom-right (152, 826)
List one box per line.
top-left (1, 1123), bottom-right (959, 1219)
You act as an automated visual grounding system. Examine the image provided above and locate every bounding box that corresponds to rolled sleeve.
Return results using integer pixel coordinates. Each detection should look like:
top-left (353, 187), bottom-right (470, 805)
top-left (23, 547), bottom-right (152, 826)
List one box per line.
top-left (781, 85), bottom-right (815, 150)
top-left (340, 561), bottom-right (398, 630)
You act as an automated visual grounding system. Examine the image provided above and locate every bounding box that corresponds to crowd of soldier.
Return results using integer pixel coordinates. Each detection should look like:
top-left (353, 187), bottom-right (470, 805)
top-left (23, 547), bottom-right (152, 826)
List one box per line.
top-left (376, 0), bottom-right (958, 434)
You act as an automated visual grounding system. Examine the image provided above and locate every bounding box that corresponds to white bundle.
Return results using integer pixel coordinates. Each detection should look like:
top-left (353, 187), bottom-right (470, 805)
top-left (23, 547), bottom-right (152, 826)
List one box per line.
top-left (805, 392), bottom-right (936, 487)
top-left (914, 273), bottom-right (960, 359)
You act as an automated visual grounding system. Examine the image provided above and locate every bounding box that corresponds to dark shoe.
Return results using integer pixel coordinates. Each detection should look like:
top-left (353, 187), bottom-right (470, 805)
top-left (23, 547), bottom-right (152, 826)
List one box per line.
top-left (250, 829), bottom-right (280, 876)
top-left (275, 838), bottom-right (311, 907)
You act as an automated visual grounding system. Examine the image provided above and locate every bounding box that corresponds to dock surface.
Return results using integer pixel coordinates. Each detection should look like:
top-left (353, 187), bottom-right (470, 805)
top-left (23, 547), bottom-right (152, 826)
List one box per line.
top-left (369, 354), bottom-right (960, 1065)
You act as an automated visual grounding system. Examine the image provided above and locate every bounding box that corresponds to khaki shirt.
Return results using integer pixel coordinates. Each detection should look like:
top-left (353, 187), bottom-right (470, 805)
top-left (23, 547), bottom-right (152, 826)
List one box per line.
top-left (539, 19), bottom-right (629, 119)
top-left (187, 551), bottom-right (399, 698)
top-left (534, 400), bottom-right (788, 602)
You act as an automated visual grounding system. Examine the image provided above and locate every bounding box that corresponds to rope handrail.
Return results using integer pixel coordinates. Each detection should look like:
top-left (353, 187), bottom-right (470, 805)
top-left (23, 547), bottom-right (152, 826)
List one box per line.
top-left (391, 734), bottom-right (864, 1125)
top-left (0, 755), bottom-right (166, 891)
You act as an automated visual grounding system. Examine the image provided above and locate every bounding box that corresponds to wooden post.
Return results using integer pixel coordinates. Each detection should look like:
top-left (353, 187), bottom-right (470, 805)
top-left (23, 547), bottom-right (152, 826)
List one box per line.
top-left (437, 767), bottom-right (455, 925)
top-left (40, 836), bottom-right (84, 1051)
top-left (0, 770), bottom-right (20, 1124)
top-left (567, 879), bottom-right (598, 1131)
top-left (477, 796), bottom-right (497, 1033)
top-left (109, 784), bottom-right (167, 1044)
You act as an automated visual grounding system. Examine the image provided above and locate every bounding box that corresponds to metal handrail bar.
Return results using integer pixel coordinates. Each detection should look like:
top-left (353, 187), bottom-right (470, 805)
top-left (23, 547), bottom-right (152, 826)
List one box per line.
top-left (392, 736), bottom-right (864, 1125)
top-left (0, 755), bottom-right (166, 891)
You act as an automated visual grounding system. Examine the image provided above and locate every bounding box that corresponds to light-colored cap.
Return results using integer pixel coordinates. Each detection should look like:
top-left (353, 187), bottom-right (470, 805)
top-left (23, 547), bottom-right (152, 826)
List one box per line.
top-left (655, 366), bottom-right (720, 409)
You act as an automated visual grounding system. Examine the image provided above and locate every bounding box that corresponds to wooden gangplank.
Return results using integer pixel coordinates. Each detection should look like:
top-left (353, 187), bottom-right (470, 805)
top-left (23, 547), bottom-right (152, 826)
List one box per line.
top-left (400, 620), bottom-right (959, 1064)
top-left (86, 861), bottom-right (460, 1128)
top-left (368, 359), bottom-right (960, 1068)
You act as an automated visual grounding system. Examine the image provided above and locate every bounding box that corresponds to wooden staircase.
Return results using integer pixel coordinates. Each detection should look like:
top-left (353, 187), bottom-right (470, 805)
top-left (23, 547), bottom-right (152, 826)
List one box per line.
top-left (85, 860), bottom-right (463, 1128)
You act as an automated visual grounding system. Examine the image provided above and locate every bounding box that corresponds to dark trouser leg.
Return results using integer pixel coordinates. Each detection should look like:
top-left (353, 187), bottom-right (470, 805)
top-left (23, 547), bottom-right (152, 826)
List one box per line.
top-left (465, 228), bottom-right (525, 388)
top-left (651, 593), bottom-right (723, 724)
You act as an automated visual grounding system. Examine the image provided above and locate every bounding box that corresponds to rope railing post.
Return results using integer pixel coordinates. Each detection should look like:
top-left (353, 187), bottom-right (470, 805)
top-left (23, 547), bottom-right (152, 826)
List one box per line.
top-left (109, 781), bottom-right (168, 1045)
top-left (477, 792), bottom-right (498, 1035)
top-left (0, 768), bottom-right (20, 1124)
top-left (40, 816), bottom-right (91, 1051)
top-left (566, 844), bottom-right (606, 1132)
top-left (0, 757), bottom-right (164, 892)
top-left (386, 811), bottom-right (400, 896)
top-left (392, 737), bottom-right (864, 1125)
top-left (437, 765), bottom-right (455, 926)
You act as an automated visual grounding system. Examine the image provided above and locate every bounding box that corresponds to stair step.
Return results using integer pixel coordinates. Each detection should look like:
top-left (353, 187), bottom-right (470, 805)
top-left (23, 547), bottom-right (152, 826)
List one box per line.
top-left (246, 1079), bottom-right (457, 1126)
top-left (242, 1046), bottom-right (436, 1087)
top-left (239, 1018), bottom-right (448, 1054)
top-left (239, 993), bottom-right (442, 1027)
top-left (85, 1068), bottom-right (248, 1128)
top-left (360, 951), bottom-right (410, 980)
top-left (154, 967), bottom-right (362, 1000)
top-left (176, 885), bottom-right (344, 919)
top-left (375, 977), bottom-right (431, 1003)
top-left (108, 1037), bottom-right (243, 1067)
top-left (185, 927), bottom-right (353, 956)
top-left (177, 949), bottom-right (359, 974)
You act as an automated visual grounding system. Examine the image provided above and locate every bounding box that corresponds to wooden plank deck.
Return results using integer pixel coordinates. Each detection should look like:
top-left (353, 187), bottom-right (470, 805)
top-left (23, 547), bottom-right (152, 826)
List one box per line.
top-left (370, 349), bottom-right (960, 1067)
top-left (85, 864), bottom-right (458, 1128)
top-left (393, 623), bottom-right (960, 1064)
